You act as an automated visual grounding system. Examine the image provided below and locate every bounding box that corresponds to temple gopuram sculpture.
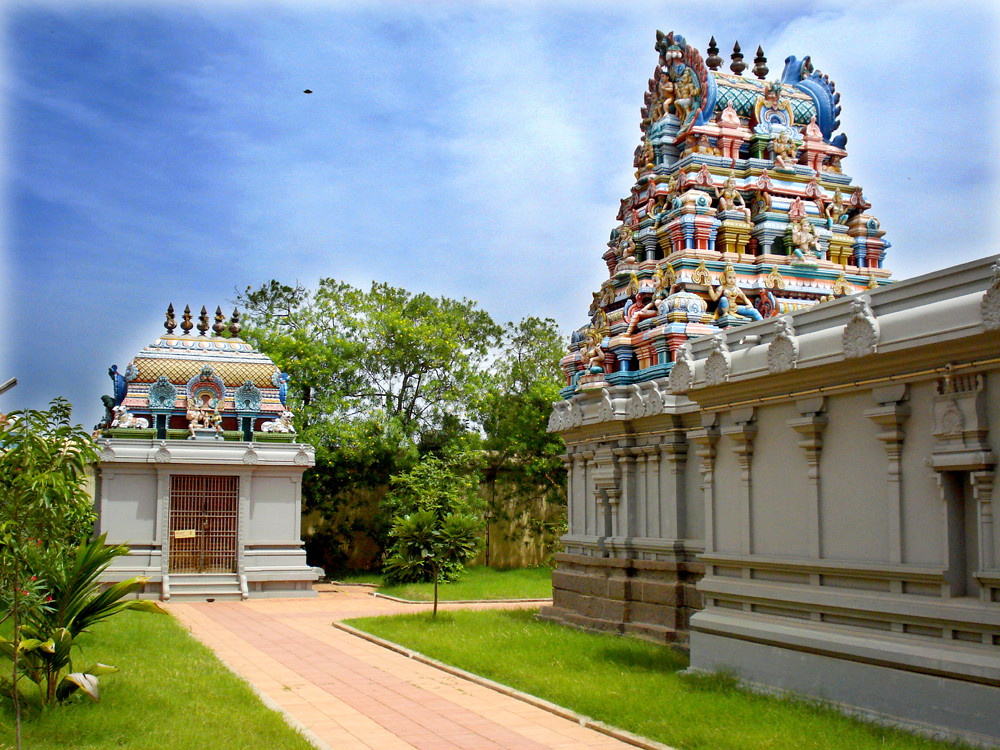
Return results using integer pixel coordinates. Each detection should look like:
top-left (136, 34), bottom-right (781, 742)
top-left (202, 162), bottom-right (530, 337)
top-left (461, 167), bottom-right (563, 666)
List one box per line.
top-left (543, 30), bottom-right (1000, 745)
top-left (99, 305), bottom-right (293, 440)
top-left (562, 31), bottom-right (890, 395)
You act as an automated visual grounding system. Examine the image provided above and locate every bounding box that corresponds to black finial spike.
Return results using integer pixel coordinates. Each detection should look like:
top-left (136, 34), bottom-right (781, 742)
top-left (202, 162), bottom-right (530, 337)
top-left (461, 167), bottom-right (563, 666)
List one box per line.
top-left (229, 309), bottom-right (242, 338)
top-left (753, 45), bottom-right (768, 79)
top-left (197, 305), bottom-right (210, 336)
top-left (181, 305), bottom-right (193, 334)
top-left (706, 36), bottom-right (722, 71)
top-left (212, 306), bottom-right (226, 336)
top-left (164, 303), bottom-right (176, 334)
top-left (730, 41), bottom-right (746, 76)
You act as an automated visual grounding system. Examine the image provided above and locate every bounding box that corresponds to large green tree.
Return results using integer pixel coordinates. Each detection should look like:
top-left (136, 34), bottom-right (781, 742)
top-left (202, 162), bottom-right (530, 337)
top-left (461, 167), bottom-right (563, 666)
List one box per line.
top-left (237, 279), bottom-right (500, 570)
top-left (476, 317), bottom-right (568, 560)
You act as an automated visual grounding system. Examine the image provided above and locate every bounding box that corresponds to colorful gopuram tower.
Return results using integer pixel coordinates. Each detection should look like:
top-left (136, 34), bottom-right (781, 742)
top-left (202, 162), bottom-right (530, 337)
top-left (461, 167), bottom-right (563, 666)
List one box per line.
top-left (560, 32), bottom-right (890, 395)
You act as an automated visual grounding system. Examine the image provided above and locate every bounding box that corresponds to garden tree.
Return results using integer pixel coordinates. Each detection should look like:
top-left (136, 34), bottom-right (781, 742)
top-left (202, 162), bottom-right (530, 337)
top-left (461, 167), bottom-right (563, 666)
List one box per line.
top-left (475, 317), bottom-right (568, 561)
top-left (237, 280), bottom-right (500, 570)
top-left (0, 400), bottom-right (97, 748)
top-left (381, 450), bottom-right (485, 608)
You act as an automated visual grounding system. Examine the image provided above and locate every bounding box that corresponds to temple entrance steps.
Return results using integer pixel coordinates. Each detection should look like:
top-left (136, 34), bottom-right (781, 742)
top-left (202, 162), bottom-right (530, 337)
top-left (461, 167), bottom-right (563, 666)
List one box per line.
top-left (165, 573), bottom-right (245, 601)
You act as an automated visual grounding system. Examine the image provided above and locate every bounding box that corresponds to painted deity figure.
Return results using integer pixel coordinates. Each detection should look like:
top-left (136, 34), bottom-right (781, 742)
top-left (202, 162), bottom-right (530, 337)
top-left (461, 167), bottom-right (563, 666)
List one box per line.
top-left (771, 130), bottom-right (798, 171)
top-left (824, 188), bottom-right (848, 228)
top-left (672, 66), bottom-right (699, 125)
top-left (715, 171), bottom-right (749, 219)
top-left (617, 224), bottom-right (637, 264)
top-left (572, 330), bottom-right (606, 386)
top-left (640, 138), bottom-right (655, 169)
top-left (708, 263), bottom-right (763, 321)
top-left (649, 73), bottom-right (673, 121)
top-left (624, 290), bottom-right (656, 334)
top-left (188, 392), bottom-right (223, 436)
top-left (790, 218), bottom-right (823, 262)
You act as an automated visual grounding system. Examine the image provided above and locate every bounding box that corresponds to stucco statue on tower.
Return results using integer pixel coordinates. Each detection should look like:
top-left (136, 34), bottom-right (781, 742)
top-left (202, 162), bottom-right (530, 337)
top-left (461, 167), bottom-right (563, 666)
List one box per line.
top-left (772, 130), bottom-right (798, 170)
top-left (715, 170), bottom-right (750, 219)
top-left (790, 217), bottom-right (823, 263)
top-left (708, 263), bottom-right (763, 321)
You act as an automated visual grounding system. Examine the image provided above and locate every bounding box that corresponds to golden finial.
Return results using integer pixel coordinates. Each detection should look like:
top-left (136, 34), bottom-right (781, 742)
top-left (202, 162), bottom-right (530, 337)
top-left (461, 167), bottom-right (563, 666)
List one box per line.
top-left (181, 305), bottom-right (194, 335)
top-left (164, 303), bottom-right (176, 335)
top-left (229, 309), bottom-right (242, 337)
top-left (197, 306), bottom-right (210, 336)
top-left (212, 306), bottom-right (226, 336)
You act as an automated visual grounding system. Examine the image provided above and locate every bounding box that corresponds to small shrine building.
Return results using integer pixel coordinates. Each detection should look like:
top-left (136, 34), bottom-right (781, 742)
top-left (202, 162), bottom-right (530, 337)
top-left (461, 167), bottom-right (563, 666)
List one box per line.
top-left (94, 305), bottom-right (321, 600)
top-left (542, 31), bottom-right (1000, 745)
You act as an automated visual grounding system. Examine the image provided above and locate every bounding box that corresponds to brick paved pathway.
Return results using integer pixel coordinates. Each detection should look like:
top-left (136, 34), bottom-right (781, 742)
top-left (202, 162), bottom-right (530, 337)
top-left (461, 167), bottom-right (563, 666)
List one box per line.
top-left (167, 587), bottom-right (642, 750)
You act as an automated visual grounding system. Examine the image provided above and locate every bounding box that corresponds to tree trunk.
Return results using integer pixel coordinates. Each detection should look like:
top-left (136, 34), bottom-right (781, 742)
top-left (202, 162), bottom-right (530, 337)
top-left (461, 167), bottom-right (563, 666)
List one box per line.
top-left (12, 561), bottom-right (21, 750)
top-left (432, 564), bottom-right (439, 618)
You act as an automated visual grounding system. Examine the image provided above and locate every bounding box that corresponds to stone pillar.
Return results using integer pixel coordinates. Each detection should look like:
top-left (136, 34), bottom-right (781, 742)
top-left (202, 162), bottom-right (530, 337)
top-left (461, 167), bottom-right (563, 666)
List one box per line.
top-left (155, 468), bottom-right (170, 579)
top-left (641, 234), bottom-right (659, 262)
top-left (561, 452), bottom-right (576, 535)
top-left (865, 385), bottom-right (910, 570)
top-left (581, 450), bottom-right (595, 538)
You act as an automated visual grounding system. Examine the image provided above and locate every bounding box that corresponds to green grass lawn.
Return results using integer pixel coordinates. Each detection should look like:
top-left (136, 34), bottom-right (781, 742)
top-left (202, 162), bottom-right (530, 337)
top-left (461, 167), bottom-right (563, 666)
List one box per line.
top-left (0, 610), bottom-right (313, 750)
top-left (347, 608), bottom-right (971, 750)
top-left (338, 565), bottom-right (553, 601)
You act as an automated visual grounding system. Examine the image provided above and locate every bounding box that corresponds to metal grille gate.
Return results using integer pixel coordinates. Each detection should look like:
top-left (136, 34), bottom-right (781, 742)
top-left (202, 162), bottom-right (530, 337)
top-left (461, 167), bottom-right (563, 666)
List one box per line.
top-left (168, 475), bottom-right (239, 573)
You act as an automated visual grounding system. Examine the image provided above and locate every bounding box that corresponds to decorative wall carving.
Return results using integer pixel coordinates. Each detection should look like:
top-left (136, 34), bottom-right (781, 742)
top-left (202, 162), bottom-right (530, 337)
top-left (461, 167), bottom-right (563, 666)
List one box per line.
top-left (598, 389), bottom-right (615, 422)
top-left (669, 343), bottom-right (694, 394)
top-left (233, 380), bottom-right (262, 412)
top-left (704, 335), bottom-right (731, 386)
top-left (842, 295), bottom-right (879, 358)
top-left (148, 376), bottom-right (177, 409)
top-left (767, 316), bottom-right (798, 373)
top-left (981, 259), bottom-right (1000, 330)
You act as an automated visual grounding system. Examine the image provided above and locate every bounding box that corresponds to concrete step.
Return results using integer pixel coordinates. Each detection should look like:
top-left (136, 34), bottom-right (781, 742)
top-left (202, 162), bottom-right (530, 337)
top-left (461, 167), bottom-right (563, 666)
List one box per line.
top-left (166, 574), bottom-right (244, 601)
top-left (168, 591), bottom-right (244, 602)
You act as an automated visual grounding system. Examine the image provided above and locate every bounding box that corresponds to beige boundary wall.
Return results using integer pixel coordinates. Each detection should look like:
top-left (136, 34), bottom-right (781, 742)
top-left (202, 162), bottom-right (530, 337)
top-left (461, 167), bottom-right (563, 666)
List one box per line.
top-left (540, 255), bottom-right (1000, 744)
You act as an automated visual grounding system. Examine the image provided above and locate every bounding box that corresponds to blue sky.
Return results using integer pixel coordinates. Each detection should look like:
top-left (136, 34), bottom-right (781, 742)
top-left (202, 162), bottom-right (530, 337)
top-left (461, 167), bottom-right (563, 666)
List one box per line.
top-left (2, 1), bottom-right (997, 428)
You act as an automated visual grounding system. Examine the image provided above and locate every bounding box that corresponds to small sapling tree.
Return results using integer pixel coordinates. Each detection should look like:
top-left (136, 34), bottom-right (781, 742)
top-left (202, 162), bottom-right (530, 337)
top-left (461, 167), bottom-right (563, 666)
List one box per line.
top-left (381, 452), bottom-right (484, 615)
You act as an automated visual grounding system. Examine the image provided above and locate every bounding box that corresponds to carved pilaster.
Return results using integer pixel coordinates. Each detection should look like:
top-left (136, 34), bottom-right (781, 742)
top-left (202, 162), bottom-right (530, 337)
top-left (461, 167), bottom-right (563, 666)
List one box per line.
top-left (865, 385), bottom-right (909, 566)
top-left (971, 471), bottom-right (996, 579)
top-left (642, 445), bottom-right (660, 539)
top-left (690, 414), bottom-right (720, 553)
top-left (660, 432), bottom-right (689, 540)
top-left (723, 407), bottom-right (756, 555)
top-left (612, 447), bottom-right (637, 546)
top-left (787, 397), bottom-right (827, 559)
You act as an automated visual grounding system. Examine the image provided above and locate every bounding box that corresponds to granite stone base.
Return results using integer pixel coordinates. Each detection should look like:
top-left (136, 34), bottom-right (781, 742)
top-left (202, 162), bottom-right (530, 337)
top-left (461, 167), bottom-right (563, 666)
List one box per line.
top-left (537, 552), bottom-right (704, 645)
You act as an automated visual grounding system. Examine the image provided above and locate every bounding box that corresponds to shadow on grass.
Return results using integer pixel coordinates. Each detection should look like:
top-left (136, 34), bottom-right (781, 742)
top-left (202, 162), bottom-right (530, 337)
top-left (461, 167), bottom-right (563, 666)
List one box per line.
top-left (677, 668), bottom-right (741, 693)
top-left (596, 644), bottom-right (688, 674)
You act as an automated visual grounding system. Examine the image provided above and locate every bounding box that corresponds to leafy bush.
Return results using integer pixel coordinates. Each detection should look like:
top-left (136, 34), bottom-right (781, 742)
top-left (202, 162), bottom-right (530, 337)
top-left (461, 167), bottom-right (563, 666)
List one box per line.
top-left (0, 534), bottom-right (164, 706)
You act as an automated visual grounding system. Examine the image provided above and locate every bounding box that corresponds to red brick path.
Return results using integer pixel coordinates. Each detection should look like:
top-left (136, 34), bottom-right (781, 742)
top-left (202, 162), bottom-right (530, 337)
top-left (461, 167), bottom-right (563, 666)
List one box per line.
top-left (167, 587), bottom-right (643, 750)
